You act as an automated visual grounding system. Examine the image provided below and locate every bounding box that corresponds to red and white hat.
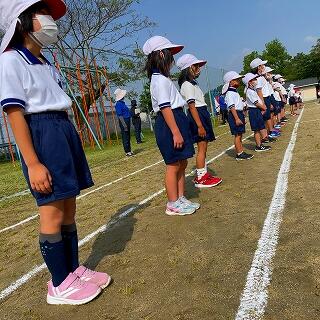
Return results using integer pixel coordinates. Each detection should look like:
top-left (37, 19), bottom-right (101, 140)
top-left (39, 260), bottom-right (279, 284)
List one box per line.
top-left (0, 0), bottom-right (67, 54)
top-left (250, 58), bottom-right (268, 69)
top-left (143, 35), bottom-right (184, 56)
top-left (221, 71), bottom-right (244, 94)
top-left (176, 54), bottom-right (207, 70)
top-left (242, 73), bottom-right (259, 87)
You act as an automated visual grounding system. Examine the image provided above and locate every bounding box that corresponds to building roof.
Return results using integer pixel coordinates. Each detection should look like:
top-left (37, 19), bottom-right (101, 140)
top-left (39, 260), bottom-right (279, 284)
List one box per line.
top-left (284, 77), bottom-right (319, 89)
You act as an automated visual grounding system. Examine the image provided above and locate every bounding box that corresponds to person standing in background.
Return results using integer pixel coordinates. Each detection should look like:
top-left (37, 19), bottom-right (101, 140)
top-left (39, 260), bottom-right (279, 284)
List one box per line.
top-left (130, 99), bottom-right (142, 144)
top-left (114, 88), bottom-right (133, 156)
top-left (218, 94), bottom-right (228, 124)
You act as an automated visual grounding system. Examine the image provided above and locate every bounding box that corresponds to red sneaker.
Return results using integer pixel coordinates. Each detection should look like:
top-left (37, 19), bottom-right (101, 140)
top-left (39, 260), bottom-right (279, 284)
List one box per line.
top-left (194, 173), bottom-right (223, 188)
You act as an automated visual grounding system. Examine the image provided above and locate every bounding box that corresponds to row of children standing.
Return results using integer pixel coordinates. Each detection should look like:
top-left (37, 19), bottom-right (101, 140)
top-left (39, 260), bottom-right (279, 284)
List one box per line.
top-left (222, 58), bottom-right (292, 161)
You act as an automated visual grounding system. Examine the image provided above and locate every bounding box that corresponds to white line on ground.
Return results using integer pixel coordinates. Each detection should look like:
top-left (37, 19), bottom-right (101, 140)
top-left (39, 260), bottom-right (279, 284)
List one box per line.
top-left (0, 189), bottom-right (30, 202)
top-left (0, 131), bottom-right (229, 234)
top-left (235, 109), bottom-right (304, 320)
top-left (0, 132), bottom-right (250, 301)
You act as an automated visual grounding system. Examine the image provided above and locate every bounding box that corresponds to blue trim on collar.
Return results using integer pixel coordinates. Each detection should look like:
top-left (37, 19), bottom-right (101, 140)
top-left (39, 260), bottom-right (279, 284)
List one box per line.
top-left (14, 46), bottom-right (51, 65)
top-left (227, 87), bottom-right (238, 93)
top-left (188, 79), bottom-right (198, 86)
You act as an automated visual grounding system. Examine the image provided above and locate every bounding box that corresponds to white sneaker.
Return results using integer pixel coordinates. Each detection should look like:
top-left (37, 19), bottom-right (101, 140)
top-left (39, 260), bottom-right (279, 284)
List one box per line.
top-left (179, 196), bottom-right (201, 210)
top-left (165, 201), bottom-right (195, 216)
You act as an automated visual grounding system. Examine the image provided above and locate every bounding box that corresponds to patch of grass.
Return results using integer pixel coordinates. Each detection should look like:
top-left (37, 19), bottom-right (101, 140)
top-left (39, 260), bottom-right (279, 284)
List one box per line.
top-left (119, 281), bottom-right (135, 295)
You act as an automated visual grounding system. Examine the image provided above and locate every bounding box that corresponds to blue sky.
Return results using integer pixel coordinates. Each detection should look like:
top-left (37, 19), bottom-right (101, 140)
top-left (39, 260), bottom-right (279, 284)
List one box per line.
top-left (136, 0), bottom-right (320, 71)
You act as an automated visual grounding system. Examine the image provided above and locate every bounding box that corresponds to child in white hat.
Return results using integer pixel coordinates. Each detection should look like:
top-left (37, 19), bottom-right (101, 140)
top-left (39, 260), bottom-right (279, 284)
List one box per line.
top-left (143, 36), bottom-right (198, 216)
top-left (0, 0), bottom-right (110, 305)
top-left (243, 73), bottom-right (271, 152)
top-left (177, 54), bottom-right (222, 189)
top-left (288, 84), bottom-right (297, 116)
top-left (223, 71), bottom-right (254, 160)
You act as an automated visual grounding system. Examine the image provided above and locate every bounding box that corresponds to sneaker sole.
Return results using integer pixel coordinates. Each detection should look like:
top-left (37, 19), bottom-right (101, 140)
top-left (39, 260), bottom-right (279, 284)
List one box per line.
top-left (165, 209), bottom-right (195, 216)
top-left (100, 276), bottom-right (112, 289)
top-left (194, 180), bottom-right (223, 188)
top-left (47, 288), bottom-right (102, 305)
top-left (255, 149), bottom-right (271, 152)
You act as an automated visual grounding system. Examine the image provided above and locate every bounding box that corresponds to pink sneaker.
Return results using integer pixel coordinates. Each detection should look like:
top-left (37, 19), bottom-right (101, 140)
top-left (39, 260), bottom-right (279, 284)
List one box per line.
top-left (47, 273), bottom-right (101, 305)
top-left (74, 265), bottom-right (112, 289)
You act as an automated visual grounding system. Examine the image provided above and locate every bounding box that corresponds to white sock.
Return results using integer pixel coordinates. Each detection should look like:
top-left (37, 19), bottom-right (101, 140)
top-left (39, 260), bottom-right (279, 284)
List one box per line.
top-left (196, 167), bottom-right (207, 179)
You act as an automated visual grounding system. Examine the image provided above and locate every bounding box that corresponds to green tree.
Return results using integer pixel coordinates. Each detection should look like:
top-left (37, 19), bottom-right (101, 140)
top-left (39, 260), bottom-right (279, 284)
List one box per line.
top-left (308, 39), bottom-right (320, 78)
top-left (261, 39), bottom-right (291, 75)
top-left (139, 82), bottom-right (152, 113)
top-left (242, 51), bottom-right (259, 73)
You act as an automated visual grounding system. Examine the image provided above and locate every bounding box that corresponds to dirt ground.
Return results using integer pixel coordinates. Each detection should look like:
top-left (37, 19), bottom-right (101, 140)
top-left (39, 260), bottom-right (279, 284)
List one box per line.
top-left (0, 102), bottom-right (319, 320)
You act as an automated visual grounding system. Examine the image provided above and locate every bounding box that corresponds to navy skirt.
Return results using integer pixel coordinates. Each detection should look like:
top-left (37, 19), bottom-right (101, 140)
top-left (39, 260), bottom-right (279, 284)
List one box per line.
top-left (155, 108), bottom-right (195, 164)
top-left (228, 110), bottom-right (246, 136)
top-left (270, 95), bottom-right (281, 115)
top-left (22, 111), bottom-right (94, 206)
top-left (263, 96), bottom-right (271, 121)
top-left (187, 106), bottom-right (215, 143)
top-left (289, 97), bottom-right (296, 106)
top-left (248, 108), bottom-right (265, 132)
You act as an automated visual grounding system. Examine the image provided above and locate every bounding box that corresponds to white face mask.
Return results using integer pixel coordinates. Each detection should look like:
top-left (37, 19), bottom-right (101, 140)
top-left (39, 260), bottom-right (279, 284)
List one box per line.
top-left (30, 15), bottom-right (58, 47)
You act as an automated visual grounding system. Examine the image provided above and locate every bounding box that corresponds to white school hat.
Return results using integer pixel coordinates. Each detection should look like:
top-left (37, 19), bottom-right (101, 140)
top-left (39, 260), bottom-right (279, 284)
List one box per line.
top-left (242, 73), bottom-right (259, 87)
top-left (221, 71), bottom-right (243, 94)
top-left (0, 0), bottom-right (67, 54)
top-left (264, 66), bottom-right (274, 74)
top-left (114, 88), bottom-right (127, 102)
top-left (176, 54), bottom-right (207, 70)
top-left (289, 84), bottom-right (295, 88)
top-left (250, 58), bottom-right (268, 69)
top-left (274, 74), bottom-right (282, 80)
top-left (142, 35), bottom-right (184, 56)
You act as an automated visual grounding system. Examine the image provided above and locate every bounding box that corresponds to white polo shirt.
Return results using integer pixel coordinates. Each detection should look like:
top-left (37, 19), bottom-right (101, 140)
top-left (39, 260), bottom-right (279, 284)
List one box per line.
top-left (246, 87), bottom-right (262, 108)
top-left (0, 47), bottom-right (72, 114)
top-left (180, 80), bottom-right (207, 108)
top-left (272, 83), bottom-right (282, 101)
top-left (256, 75), bottom-right (270, 97)
top-left (279, 83), bottom-right (287, 96)
top-left (268, 82), bottom-right (275, 95)
top-left (150, 72), bottom-right (186, 112)
top-left (225, 88), bottom-right (244, 111)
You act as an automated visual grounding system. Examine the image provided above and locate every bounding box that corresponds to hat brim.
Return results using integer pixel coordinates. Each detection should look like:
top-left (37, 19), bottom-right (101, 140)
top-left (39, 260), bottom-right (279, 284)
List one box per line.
top-left (115, 90), bottom-right (127, 101)
top-left (0, 19), bottom-right (18, 54)
top-left (167, 45), bottom-right (184, 55)
top-left (193, 60), bottom-right (207, 68)
top-left (43, 0), bottom-right (67, 20)
top-left (221, 83), bottom-right (229, 95)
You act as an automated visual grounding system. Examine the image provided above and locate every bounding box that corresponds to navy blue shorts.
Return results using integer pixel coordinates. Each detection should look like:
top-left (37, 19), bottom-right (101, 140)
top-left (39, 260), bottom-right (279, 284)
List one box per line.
top-left (280, 101), bottom-right (285, 109)
top-left (248, 108), bottom-right (265, 132)
top-left (289, 97), bottom-right (296, 106)
top-left (228, 110), bottom-right (246, 136)
top-left (22, 111), bottom-right (94, 206)
top-left (188, 106), bottom-right (215, 143)
top-left (263, 96), bottom-right (271, 121)
top-left (270, 95), bottom-right (281, 115)
top-left (155, 108), bottom-right (195, 165)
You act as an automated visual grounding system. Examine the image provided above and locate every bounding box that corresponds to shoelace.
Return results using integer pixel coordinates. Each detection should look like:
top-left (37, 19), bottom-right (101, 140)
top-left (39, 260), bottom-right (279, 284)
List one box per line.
top-left (69, 276), bottom-right (86, 289)
top-left (82, 267), bottom-right (96, 277)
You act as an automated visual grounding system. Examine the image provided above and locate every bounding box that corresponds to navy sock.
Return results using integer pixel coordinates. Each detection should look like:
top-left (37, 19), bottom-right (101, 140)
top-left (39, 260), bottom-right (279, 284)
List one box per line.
top-left (39, 233), bottom-right (69, 287)
top-left (61, 223), bottom-right (79, 272)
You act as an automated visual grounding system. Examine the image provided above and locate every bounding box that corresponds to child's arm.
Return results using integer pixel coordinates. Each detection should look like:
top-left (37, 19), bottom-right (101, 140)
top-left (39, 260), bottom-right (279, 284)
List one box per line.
top-left (160, 107), bottom-right (184, 149)
top-left (255, 101), bottom-right (266, 111)
top-left (256, 88), bottom-right (267, 111)
top-left (6, 107), bottom-right (52, 194)
top-left (188, 102), bottom-right (206, 138)
top-left (229, 106), bottom-right (243, 126)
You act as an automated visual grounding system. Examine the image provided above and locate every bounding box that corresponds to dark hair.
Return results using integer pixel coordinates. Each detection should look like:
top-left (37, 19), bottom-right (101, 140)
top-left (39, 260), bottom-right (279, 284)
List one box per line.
top-left (8, 2), bottom-right (49, 48)
top-left (178, 67), bottom-right (193, 88)
top-left (251, 67), bottom-right (259, 74)
top-left (145, 49), bottom-right (174, 80)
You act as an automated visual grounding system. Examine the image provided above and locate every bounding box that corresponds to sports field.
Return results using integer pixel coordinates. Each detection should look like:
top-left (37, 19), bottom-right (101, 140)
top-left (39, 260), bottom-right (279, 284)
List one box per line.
top-left (0, 102), bottom-right (319, 320)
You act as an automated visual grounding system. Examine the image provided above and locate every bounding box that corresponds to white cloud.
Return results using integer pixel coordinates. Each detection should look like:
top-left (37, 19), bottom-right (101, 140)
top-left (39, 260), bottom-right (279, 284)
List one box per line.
top-left (304, 35), bottom-right (318, 44)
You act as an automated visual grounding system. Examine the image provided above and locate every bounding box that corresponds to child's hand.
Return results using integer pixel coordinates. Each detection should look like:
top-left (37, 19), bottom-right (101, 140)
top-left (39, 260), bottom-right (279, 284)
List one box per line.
top-left (198, 126), bottom-right (207, 138)
top-left (235, 118), bottom-right (243, 126)
top-left (173, 132), bottom-right (184, 149)
top-left (28, 162), bottom-right (53, 194)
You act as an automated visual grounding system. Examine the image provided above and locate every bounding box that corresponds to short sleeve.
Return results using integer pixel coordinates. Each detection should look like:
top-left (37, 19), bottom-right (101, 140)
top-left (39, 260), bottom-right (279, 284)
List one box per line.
top-left (181, 81), bottom-right (196, 104)
top-left (247, 90), bottom-right (258, 104)
top-left (225, 92), bottom-right (236, 109)
top-left (256, 76), bottom-right (266, 90)
top-left (0, 53), bottom-right (27, 111)
top-left (153, 76), bottom-right (172, 109)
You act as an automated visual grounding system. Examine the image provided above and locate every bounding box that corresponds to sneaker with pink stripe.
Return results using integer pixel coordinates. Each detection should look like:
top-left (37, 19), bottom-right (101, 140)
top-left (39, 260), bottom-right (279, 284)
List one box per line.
top-left (74, 265), bottom-right (112, 289)
top-left (47, 273), bottom-right (101, 305)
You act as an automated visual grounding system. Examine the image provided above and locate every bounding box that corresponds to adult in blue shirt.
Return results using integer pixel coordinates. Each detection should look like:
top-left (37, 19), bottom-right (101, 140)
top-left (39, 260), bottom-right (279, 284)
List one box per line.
top-left (114, 88), bottom-right (133, 156)
top-left (219, 94), bottom-right (228, 124)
